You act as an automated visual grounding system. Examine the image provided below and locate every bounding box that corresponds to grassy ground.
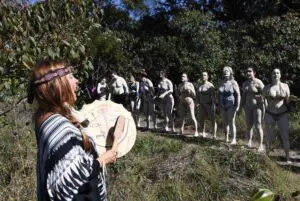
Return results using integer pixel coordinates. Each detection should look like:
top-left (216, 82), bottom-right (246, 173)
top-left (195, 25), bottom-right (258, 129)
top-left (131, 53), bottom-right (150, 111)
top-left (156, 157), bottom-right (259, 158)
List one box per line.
top-left (107, 133), bottom-right (300, 201)
top-left (1, 100), bottom-right (300, 201)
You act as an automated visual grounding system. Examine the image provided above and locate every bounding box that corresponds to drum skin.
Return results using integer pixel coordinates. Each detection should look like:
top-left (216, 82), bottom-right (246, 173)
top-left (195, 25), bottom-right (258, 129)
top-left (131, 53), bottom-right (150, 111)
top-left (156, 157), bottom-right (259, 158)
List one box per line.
top-left (78, 100), bottom-right (136, 158)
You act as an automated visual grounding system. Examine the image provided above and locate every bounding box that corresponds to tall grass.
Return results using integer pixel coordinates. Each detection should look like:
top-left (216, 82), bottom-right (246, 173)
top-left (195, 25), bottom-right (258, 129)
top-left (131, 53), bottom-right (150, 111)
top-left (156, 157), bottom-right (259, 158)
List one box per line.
top-left (107, 133), bottom-right (300, 201)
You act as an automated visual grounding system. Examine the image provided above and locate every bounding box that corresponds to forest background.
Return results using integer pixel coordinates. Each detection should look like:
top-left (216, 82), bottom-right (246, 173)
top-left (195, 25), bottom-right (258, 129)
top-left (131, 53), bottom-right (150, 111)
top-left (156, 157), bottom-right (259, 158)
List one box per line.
top-left (1, 0), bottom-right (300, 200)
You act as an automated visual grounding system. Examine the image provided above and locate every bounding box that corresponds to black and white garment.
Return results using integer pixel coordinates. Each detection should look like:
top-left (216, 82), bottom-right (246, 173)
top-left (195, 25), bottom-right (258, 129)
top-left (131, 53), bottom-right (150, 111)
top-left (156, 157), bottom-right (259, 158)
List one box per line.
top-left (35, 114), bottom-right (106, 201)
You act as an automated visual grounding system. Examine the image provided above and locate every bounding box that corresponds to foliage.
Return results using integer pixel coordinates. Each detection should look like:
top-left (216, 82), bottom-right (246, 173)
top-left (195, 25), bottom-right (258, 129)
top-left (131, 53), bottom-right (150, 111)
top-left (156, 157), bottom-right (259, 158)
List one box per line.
top-left (222, 12), bottom-right (300, 89)
top-left (222, 0), bottom-right (282, 20)
top-left (0, 0), bottom-right (103, 100)
top-left (171, 11), bottom-right (224, 83)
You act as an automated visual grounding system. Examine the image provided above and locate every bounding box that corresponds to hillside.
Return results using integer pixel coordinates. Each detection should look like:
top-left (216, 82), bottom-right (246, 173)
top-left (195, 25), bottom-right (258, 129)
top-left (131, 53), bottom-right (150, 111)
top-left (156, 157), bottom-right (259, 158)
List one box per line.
top-left (106, 132), bottom-right (300, 201)
top-left (1, 104), bottom-right (300, 201)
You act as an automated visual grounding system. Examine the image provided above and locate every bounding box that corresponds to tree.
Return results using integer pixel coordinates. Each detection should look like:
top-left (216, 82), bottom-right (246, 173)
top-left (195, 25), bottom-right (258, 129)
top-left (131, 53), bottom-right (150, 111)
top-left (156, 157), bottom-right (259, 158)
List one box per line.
top-left (0, 0), bottom-right (102, 99)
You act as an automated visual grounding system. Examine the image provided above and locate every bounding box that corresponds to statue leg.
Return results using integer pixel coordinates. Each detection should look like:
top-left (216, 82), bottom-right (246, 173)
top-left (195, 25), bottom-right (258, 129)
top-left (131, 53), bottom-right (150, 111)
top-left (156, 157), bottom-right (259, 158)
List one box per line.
top-left (264, 113), bottom-right (276, 156)
top-left (164, 97), bottom-right (170, 131)
top-left (254, 106), bottom-right (264, 152)
top-left (179, 103), bottom-right (185, 134)
top-left (245, 106), bottom-right (254, 147)
top-left (160, 99), bottom-right (164, 118)
top-left (278, 113), bottom-right (290, 163)
top-left (198, 104), bottom-right (205, 136)
top-left (145, 100), bottom-right (150, 130)
top-left (130, 99), bottom-right (134, 113)
top-left (189, 100), bottom-right (198, 136)
top-left (210, 104), bottom-right (217, 139)
top-left (166, 96), bottom-right (175, 132)
top-left (229, 107), bottom-right (237, 145)
top-left (221, 108), bottom-right (230, 142)
top-left (150, 99), bottom-right (157, 130)
top-left (136, 98), bottom-right (141, 127)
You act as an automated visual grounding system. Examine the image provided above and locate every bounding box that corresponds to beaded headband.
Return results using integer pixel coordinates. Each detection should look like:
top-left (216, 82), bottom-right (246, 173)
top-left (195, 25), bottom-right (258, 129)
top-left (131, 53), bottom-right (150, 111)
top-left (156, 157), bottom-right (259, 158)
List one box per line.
top-left (34, 67), bottom-right (71, 85)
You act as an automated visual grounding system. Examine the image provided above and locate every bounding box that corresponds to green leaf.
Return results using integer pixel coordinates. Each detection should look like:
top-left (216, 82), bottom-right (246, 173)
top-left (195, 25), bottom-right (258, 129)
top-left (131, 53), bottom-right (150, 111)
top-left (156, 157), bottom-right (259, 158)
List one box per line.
top-left (13, 26), bottom-right (18, 32)
top-left (84, 71), bottom-right (89, 78)
top-left (62, 40), bottom-right (71, 46)
top-left (70, 49), bottom-right (79, 59)
top-left (21, 54), bottom-right (29, 62)
top-left (51, 11), bottom-right (56, 18)
top-left (79, 45), bottom-right (85, 54)
top-left (29, 36), bottom-right (36, 46)
top-left (37, 15), bottom-right (42, 23)
top-left (87, 61), bottom-right (93, 70)
top-left (4, 81), bottom-right (10, 89)
top-left (47, 48), bottom-right (55, 59)
top-left (22, 61), bottom-right (31, 70)
top-left (0, 66), bottom-right (4, 75)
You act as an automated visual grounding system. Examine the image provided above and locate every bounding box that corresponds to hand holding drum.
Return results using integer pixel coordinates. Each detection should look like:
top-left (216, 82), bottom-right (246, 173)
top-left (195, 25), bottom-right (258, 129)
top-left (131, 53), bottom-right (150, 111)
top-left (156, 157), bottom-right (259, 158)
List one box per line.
top-left (78, 100), bottom-right (137, 163)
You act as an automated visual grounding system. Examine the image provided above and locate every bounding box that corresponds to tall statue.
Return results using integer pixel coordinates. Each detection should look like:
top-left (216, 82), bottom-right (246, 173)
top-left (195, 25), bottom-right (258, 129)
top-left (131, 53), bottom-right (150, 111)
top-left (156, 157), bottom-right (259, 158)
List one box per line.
top-left (139, 70), bottom-right (157, 130)
top-left (109, 71), bottom-right (129, 108)
top-left (97, 77), bottom-right (109, 101)
top-left (128, 75), bottom-right (141, 127)
top-left (241, 67), bottom-right (264, 151)
top-left (178, 73), bottom-right (198, 136)
top-left (197, 72), bottom-right (217, 138)
top-left (157, 70), bottom-right (175, 132)
top-left (263, 68), bottom-right (291, 163)
top-left (218, 66), bottom-right (240, 144)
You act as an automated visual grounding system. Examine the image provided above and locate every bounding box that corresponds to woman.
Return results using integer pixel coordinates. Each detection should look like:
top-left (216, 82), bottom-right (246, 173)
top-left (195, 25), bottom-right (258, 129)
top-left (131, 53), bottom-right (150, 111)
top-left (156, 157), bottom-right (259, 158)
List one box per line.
top-left (197, 71), bottom-right (217, 138)
top-left (128, 75), bottom-right (141, 127)
top-left (27, 60), bottom-right (117, 201)
top-left (97, 77), bottom-right (109, 101)
top-left (264, 68), bottom-right (291, 163)
top-left (157, 70), bottom-right (175, 132)
top-left (241, 67), bottom-right (264, 151)
top-left (218, 66), bottom-right (240, 144)
top-left (178, 73), bottom-right (198, 136)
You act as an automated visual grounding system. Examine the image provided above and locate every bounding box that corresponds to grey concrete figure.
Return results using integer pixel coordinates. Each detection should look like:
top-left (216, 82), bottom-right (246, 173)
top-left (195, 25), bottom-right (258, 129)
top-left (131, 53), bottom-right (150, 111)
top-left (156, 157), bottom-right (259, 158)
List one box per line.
top-left (263, 68), bottom-right (291, 163)
top-left (108, 71), bottom-right (129, 107)
top-left (241, 67), bottom-right (265, 152)
top-left (139, 70), bottom-right (157, 130)
top-left (97, 77), bottom-right (109, 101)
top-left (178, 73), bottom-right (198, 136)
top-left (157, 70), bottom-right (175, 132)
top-left (128, 75), bottom-right (141, 127)
top-left (197, 72), bottom-right (217, 138)
top-left (218, 66), bottom-right (241, 144)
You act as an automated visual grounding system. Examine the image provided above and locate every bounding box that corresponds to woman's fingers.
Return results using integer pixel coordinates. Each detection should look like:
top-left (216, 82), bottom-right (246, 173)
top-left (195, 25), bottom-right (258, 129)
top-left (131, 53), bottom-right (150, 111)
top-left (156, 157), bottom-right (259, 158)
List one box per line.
top-left (99, 149), bottom-right (117, 165)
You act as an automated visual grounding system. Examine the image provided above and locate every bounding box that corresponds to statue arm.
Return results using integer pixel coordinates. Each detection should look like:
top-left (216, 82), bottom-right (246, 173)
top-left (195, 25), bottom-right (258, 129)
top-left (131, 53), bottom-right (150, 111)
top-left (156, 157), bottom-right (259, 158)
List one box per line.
top-left (148, 80), bottom-right (155, 95)
top-left (97, 83), bottom-right (101, 94)
top-left (263, 86), bottom-right (268, 108)
top-left (241, 82), bottom-right (246, 107)
top-left (234, 81), bottom-right (241, 111)
top-left (122, 77), bottom-right (129, 94)
top-left (285, 84), bottom-right (290, 105)
top-left (190, 83), bottom-right (196, 98)
top-left (159, 80), bottom-right (173, 98)
top-left (210, 85), bottom-right (216, 104)
top-left (136, 82), bottom-right (140, 95)
top-left (218, 91), bottom-right (223, 109)
top-left (257, 79), bottom-right (265, 93)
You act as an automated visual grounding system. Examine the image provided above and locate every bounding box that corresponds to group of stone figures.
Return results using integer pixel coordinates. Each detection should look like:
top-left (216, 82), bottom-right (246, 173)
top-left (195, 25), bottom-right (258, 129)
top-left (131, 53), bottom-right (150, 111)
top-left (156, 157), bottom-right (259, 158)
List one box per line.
top-left (97, 67), bottom-right (291, 163)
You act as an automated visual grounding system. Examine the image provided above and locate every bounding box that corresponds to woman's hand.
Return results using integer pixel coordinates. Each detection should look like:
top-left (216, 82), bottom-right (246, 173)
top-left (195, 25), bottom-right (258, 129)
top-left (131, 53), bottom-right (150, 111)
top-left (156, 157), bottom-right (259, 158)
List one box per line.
top-left (98, 150), bottom-right (117, 165)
